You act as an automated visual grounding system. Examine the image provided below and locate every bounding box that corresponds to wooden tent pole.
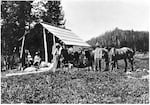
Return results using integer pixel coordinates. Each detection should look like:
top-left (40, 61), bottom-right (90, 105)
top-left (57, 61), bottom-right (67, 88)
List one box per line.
top-left (52, 34), bottom-right (56, 56)
top-left (52, 34), bottom-right (58, 72)
top-left (20, 35), bottom-right (25, 58)
top-left (43, 27), bottom-right (48, 62)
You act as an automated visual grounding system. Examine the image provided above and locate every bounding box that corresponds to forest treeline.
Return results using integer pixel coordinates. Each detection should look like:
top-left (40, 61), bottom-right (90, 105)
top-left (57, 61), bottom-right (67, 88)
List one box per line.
top-left (87, 28), bottom-right (149, 52)
top-left (1, 1), bottom-right (65, 56)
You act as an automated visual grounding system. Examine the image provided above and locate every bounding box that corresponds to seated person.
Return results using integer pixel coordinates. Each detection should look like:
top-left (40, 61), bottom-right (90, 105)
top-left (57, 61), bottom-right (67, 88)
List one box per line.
top-left (33, 51), bottom-right (41, 68)
top-left (27, 53), bottom-right (33, 67)
top-left (24, 50), bottom-right (33, 68)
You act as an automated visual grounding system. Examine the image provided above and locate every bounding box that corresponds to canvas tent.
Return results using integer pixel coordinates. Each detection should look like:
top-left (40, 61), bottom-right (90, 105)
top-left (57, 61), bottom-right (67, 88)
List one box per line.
top-left (41, 23), bottom-right (90, 47)
top-left (20, 22), bottom-right (90, 64)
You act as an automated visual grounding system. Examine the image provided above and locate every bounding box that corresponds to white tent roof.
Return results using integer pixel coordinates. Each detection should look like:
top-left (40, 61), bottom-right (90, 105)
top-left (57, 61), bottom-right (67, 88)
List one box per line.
top-left (40, 23), bottom-right (90, 47)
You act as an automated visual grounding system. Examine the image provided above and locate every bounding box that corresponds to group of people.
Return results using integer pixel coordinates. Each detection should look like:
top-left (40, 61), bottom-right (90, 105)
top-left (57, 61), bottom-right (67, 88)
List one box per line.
top-left (24, 50), bottom-right (41, 69)
top-left (22, 42), bottom-right (74, 70)
top-left (1, 40), bottom-right (134, 73)
top-left (55, 42), bottom-right (108, 71)
top-left (57, 42), bottom-right (134, 72)
top-left (53, 43), bottom-right (74, 68)
top-left (22, 41), bottom-right (134, 72)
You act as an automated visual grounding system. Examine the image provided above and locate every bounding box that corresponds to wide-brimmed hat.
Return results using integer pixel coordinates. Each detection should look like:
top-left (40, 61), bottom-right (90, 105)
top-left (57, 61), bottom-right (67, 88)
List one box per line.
top-left (35, 51), bottom-right (40, 55)
top-left (95, 42), bottom-right (100, 47)
top-left (27, 55), bottom-right (32, 58)
top-left (56, 43), bottom-right (60, 47)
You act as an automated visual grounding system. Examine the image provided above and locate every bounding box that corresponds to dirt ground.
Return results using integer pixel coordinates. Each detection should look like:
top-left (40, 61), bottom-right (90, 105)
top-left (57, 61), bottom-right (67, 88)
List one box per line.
top-left (1, 53), bottom-right (149, 104)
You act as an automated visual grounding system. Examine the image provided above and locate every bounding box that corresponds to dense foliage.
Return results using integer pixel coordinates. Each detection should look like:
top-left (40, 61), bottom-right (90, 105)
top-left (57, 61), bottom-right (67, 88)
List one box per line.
top-left (1, 0), bottom-right (65, 56)
top-left (87, 28), bottom-right (149, 52)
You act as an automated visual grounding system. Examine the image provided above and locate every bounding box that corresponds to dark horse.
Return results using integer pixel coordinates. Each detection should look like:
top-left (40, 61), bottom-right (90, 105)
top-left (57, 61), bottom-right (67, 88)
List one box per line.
top-left (108, 47), bottom-right (135, 72)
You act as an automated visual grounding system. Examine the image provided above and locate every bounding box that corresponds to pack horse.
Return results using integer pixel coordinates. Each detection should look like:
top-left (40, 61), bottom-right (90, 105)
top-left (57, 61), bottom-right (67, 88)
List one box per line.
top-left (108, 47), bottom-right (135, 72)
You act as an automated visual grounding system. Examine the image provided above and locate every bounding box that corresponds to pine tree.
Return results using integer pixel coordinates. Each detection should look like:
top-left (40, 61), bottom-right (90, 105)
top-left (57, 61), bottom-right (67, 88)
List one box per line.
top-left (43, 1), bottom-right (66, 28)
top-left (1, 0), bottom-right (66, 55)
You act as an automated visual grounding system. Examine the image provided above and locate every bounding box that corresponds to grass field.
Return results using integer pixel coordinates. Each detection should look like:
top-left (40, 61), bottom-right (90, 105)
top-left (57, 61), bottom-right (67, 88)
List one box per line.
top-left (1, 54), bottom-right (149, 104)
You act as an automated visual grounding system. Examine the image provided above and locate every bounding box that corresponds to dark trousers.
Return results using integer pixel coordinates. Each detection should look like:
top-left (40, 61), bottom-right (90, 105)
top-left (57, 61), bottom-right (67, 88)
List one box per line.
top-left (94, 58), bottom-right (101, 71)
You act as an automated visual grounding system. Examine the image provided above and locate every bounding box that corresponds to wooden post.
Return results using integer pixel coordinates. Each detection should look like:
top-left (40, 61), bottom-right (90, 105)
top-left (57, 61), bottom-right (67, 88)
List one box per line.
top-left (20, 35), bottom-right (25, 58)
top-left (52, 34), bottom-right (57, 72)
top-left (43, 27), bottom-right (48, 62)
top-left (52, 34), bottom-right (56, 55)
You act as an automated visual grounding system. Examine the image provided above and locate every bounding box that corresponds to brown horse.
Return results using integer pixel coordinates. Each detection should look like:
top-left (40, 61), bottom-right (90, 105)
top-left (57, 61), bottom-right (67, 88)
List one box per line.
top-left (108, 47), bottom-right (135, 72)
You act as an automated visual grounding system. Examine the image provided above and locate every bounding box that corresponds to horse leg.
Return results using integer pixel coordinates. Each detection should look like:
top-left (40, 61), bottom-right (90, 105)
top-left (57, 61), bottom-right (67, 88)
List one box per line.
top-left (92, 60), bottom-right (95, 71)
top-left (106, 61), bottom-right (109, 71)
top-left (111, 61), bottom-right (115, 71)
top-left (91, 60), bottom-right (94, 71)
top-left (124, 59), bottom-right (127, 72)
top-left (94, 58), bottom-right (97, 71)
top-left (88, 60), bottom-right (92, 71)
top-left (114, 60), bottom-right (117, 71)
top-left (116, 61), bottom-right (119, 69)
top-left (88, 62), bottom-right (91, 71)
top-left (104, 60), bottom-right (109, 71)
top-left (128, 57), bottom-right (134, 71)
top-left (91, 64), bottom-right (93, 71)
top-left (99, 59), bottom-right (101, 72)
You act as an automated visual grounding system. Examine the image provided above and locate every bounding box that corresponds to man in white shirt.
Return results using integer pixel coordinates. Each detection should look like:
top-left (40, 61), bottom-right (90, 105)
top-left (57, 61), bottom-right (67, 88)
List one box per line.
top-left (93, 42), bottom-right (103, 71)
top-left (52, 43), bottom-right (63, 68)
top-left (68, 46), bottom-right (73, 54)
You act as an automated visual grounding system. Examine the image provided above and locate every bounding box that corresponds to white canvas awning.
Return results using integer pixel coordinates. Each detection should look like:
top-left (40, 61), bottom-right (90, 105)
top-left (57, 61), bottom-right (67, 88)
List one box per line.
top-left (40, 23), bottom-right (90, 47)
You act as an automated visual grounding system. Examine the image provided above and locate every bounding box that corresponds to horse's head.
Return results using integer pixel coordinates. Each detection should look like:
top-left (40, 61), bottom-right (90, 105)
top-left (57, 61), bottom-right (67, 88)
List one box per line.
top-left (102, 48), bottom-right (109, 61)
top-left (108, 47), bottom-right (116, 56)
top-left (102, 48), bottom-right (108, 56)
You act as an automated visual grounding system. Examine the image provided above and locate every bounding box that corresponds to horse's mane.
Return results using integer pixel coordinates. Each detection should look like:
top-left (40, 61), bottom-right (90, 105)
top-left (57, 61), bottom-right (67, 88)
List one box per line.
top-left (109, 47), bottom-right (116, 56)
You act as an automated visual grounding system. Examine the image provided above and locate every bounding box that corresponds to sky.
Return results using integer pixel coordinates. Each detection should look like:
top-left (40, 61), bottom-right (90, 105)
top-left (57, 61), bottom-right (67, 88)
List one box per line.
top-left (61, 0), bottom-right (149, 41)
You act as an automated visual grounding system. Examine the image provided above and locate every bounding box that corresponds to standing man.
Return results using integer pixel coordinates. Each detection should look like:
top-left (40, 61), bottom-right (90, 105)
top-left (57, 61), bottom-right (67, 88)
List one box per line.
top-left (60, 44), bottom-right (69, 67)
top-left (68, 45), bottom-right (74, 63)
top-left (93, 42), bottom-right (103, 71)
top-left (53, 43), bottom-right (62, 69)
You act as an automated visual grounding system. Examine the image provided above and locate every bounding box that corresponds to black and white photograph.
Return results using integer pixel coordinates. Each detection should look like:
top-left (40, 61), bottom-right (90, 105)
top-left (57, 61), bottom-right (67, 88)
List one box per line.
top-left (1, 0), bottom-right (149, 104)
